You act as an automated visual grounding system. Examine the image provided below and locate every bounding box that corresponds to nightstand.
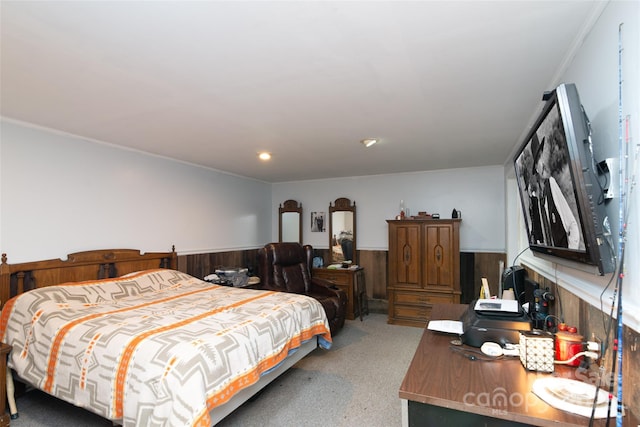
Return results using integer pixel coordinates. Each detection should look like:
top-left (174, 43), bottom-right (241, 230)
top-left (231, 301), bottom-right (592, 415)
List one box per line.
top-left (313, 267), bottom-right (367, 320)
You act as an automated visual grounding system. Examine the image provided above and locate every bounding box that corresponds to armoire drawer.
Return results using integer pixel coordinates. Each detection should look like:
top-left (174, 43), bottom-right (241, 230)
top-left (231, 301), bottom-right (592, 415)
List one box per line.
top-left (392, 304), bottom-right (434, 323)
top-left (314, 269), bottom-right (352, 286)
top-left (392, 290), bottom-right (455, 306)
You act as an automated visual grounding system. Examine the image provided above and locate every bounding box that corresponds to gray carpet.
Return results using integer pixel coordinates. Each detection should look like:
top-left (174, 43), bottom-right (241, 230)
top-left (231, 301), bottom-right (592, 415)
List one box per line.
top-left (9, 313), bottom-right (423, 426)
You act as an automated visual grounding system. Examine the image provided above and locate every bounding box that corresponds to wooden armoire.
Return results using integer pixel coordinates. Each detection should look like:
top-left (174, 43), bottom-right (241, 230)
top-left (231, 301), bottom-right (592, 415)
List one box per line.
top-left (387, 218), bottom-right (461, 327)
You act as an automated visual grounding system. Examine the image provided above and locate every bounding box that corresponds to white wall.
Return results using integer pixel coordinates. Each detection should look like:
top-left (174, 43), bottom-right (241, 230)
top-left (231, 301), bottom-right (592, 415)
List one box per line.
top-left (0, 120), bottom-right (272, 263)
top-left (271, 166), bottom-right (505, 253)
top-left (506, 0), bottom-right (639, 331)
top-left (1, 117), bottom-right (506, 269)
top-left (1, 119), bottom-right (505, 275)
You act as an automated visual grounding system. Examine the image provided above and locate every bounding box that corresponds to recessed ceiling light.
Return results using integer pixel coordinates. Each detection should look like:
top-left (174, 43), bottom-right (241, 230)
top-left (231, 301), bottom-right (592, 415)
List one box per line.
top-left (258, 152), bottom-right (271, 161)
top-left (361, 138), bottom-right (378, 148)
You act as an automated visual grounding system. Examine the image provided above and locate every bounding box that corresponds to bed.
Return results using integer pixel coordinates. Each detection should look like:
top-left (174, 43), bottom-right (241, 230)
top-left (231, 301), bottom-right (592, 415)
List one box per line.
top-left (0, 248), bottom-right (331, 426)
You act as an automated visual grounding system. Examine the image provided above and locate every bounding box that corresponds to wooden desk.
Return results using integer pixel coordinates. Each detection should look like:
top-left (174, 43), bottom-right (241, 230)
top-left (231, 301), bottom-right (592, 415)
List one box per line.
top-left (399, 304), bottom-right (638, 427)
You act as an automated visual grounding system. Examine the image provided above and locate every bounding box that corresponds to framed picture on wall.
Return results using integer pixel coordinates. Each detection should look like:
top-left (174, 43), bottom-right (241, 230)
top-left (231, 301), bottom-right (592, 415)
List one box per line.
top-left (311, 212), bottom-right (325, 232)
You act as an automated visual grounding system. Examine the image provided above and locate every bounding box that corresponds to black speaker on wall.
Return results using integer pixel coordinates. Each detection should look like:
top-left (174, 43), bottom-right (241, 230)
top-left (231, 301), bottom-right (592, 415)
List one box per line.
top-left (501, 266), bottom-right (527, 305)
top-left (459, 252), bottom-right (475, 304)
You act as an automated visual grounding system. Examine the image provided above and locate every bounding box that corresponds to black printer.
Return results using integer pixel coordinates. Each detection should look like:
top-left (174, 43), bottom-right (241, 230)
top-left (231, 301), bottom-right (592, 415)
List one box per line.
top-left (460, 299), bottom-right (532, 347)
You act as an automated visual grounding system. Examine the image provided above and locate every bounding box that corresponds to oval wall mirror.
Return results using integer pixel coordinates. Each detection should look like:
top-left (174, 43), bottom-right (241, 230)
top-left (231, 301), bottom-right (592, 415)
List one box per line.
top-left (329, 197), bottom-right (356, 264)
top-left (279, 199), bottom-right (302, 243)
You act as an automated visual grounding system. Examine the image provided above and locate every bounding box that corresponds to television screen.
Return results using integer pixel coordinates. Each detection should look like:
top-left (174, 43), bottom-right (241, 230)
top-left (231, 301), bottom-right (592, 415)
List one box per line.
top-left (513, 83), bottom-right (614, 275)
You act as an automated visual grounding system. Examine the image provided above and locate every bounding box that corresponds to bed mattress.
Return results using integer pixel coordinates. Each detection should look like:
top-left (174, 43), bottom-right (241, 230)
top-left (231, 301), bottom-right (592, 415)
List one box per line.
top-left (0, 269), bottom-right (331, 426)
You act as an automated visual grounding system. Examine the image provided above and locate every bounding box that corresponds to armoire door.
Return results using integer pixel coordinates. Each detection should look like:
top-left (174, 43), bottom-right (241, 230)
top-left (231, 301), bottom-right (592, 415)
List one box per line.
top-left (423, 223), bottom-right (454, 290)
top-left (389, 222), bottom-right (421, 288)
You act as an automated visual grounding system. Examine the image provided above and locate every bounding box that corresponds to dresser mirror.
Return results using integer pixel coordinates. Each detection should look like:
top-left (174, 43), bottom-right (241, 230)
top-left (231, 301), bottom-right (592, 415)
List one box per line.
top-left (329, 197), bottom-right (356, 264)
top-left (279, 199), bottom-right (302, 243)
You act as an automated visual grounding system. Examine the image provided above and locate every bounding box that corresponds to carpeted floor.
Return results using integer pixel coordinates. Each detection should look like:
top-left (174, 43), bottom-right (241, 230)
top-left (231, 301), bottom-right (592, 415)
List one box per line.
top-left (9, 313), bottom-right (423, 426)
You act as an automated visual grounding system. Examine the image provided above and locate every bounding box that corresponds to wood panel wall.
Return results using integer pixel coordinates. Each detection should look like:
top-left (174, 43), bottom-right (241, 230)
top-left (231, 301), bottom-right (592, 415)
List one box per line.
top-left (178, 248), bottom-right (504, 307)
top-left (297, 248), bottom-right (389, 300)
top-left (357, 250), bottom-right (388, 300)
top-left (177, 249), bottom-right (260, 280)
top-left (460, 252), bottom-right (508, 303)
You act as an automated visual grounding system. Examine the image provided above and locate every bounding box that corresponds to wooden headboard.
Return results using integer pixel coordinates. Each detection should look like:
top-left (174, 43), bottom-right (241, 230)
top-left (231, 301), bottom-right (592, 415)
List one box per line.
top-left (0, 247), bottom-right (177, 308)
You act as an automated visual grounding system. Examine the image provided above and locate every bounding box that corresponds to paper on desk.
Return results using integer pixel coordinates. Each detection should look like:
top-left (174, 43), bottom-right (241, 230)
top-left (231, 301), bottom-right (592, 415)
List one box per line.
top-left (427, 320), bottom-right (464, 335)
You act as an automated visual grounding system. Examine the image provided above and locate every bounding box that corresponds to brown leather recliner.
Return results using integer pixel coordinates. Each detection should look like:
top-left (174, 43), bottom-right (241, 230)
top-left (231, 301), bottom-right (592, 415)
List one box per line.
top-left (257, 242), bottom-right (347, 336)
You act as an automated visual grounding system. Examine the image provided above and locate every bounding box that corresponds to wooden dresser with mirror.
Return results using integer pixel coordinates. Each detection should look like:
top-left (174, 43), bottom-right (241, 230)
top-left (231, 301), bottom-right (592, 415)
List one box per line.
top-left (312, 198), bottom-right (367, 321)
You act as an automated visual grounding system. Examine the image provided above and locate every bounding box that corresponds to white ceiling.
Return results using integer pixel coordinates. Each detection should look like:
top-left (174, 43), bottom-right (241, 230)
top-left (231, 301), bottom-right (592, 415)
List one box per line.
top-left (1, 1), bottom-right (602, 183)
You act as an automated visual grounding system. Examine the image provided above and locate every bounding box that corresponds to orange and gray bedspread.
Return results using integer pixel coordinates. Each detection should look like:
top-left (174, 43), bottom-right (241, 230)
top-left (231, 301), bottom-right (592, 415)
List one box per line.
top-left (0, 269), bottom-right (331, 426)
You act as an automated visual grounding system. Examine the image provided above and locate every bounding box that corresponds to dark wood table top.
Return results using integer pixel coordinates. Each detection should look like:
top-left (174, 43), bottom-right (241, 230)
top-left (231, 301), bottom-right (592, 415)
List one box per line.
top-left (399, 304), bottom-right (638, 427)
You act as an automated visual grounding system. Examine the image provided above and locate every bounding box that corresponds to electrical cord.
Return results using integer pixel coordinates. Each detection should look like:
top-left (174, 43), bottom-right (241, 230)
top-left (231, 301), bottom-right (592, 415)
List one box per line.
top-left (503, 246), bottom-right (529, 304)
top-left (550, 269), bottom-right (563, 329)
top-left (599, 262), bottom-right (619, 333)
top-left (511, 246), bottom-right (529, 267)
top-left (449, 345), bottom-right (502, 361)
top-left (554, 351), bottom-right (599, 365)
top-left (446, 345), bottom-right (522, 362)
top-left (543, 314), bottom-right (562, 331)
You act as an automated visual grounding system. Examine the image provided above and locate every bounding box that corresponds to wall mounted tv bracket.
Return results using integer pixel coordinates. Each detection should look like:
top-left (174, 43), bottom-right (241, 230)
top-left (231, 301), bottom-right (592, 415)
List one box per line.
top-left (580, 106), bottom-right (615, 267)
top-left (597, 158), bottom-right (616, 201)
top-left (581, 105), bottom-right (614, 203)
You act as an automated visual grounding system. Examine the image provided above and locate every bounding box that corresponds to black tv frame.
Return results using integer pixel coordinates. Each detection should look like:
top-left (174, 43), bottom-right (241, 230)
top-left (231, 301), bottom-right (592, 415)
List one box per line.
top-left (513, 83), bottom-right (615, 276)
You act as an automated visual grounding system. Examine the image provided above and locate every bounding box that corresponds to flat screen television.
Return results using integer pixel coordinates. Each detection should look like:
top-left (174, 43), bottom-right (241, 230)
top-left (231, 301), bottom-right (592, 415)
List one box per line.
top-left (513, 83), bottom-right (615, 275)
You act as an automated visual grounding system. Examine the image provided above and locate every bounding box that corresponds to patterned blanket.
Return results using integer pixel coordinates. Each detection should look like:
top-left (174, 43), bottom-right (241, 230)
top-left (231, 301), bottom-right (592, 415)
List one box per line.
top-left (0, 269), bottom-right (331, 426)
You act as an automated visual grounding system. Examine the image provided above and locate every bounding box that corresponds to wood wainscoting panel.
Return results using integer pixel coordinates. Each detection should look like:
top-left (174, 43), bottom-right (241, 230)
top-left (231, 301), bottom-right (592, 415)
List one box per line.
top-left (459, 252), bottom-right (507, 303)
top-left (309, 248), bottom-right (387, 300)
top-left (177, 249), bottom-right (504, 306)
top-left (178, 249), bottom-right (260, 280)
top-left (358, 249), bottom-right (387, 300)
top-left (473, 252), bottom-right (507, 298)
top-left (178, 248), bottom-right (505, 315)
